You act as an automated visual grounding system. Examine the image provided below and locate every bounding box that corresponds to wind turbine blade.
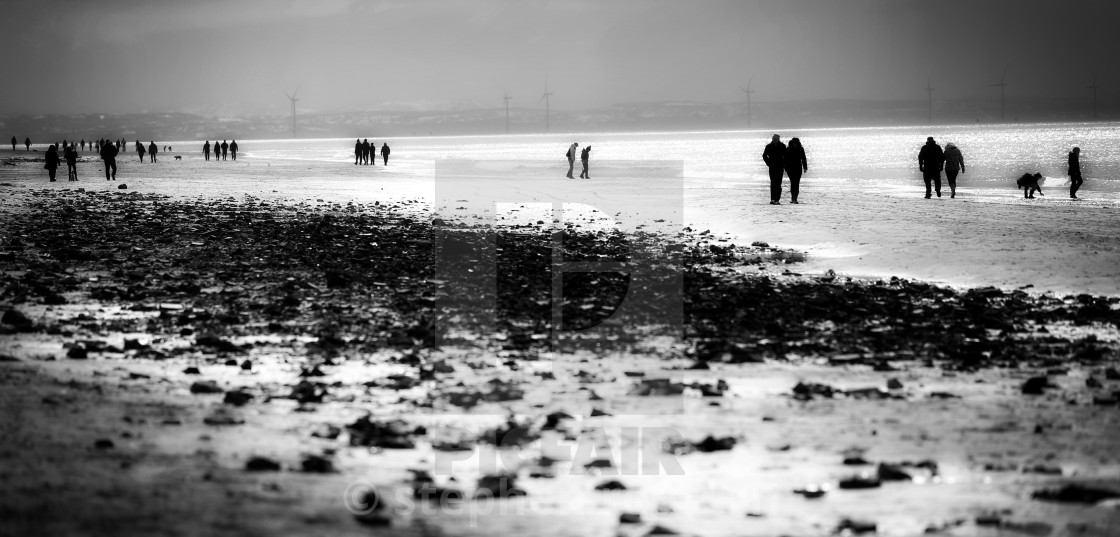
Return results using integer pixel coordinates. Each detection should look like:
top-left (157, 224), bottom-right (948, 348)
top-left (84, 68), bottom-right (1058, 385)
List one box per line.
top-left (539, 93), bottom-right (546, 103)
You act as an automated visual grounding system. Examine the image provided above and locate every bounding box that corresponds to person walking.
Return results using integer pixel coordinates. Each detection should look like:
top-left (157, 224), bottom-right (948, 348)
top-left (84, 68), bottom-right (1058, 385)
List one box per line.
top-left (100, 138), bottom-right (119, 181)
top-left (579, 145), bottom-right (591, 178)
top-left (361, 139), bottom-right (370, 165)
top-left (10, 136), bottom-right (16, 151)
top-left (565, 142), bottom-right (578, 178)
top-left (1068, 147), bottom-right (1083, 199)
top-left (44, 144), bottom-right (61, 182)
top-left (943, 143), bottom-right (965, 198)
top-left (137, 140), bottom-right (146, 162)
top-left (24, 137), bottom-right (31, 151)
top-left (230, 140), bottom-right (238, 160)
top-left (65, 144), bottom-right (78, 181)
top-left (783, 137), bottom-right (808, 204)
top-left (917, 136), bottom-right (945, 199)
top-left (762, 134), bottom-right (786, 204)
top-left (369, 141), bottom-right (376, 166)
top-left (354, 139), bottom-right (361, 165)
top-left (381, 142), bottom-right (390, 165)
top-left (148, 141), bottom-right (158, 163)
top-left (220, 140), bottom-right (229, 160)
top-left (203, 140), bottom-right (211, 161)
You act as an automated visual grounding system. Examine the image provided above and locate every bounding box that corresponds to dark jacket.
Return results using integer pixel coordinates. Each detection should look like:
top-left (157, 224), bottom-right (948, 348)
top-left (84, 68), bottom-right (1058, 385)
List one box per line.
top-left (44, 146), bottom-right (60, 170)
top-left (381, 144), bottom-right (390, 156)
top-left (918, 142), bottom-right (944, 172)
top-left (64, 147), bottom-right (77, 165)
top-left (1068, 152), bottom-right (1081, 176)
top-left (762, 141), bottom-right (785, 169)
top-left (148, 142), bottom-right (158, 154)
top-left (784, 145), bottom-right (806, 174)
top-left (100, 142), bottom-right (119, 160)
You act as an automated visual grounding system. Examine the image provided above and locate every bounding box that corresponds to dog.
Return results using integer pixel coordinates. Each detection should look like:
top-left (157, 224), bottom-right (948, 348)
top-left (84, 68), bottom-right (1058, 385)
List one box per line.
top-left (174, 155), bottom-right (182, 161)
top-left (1016, 172), bottom-right (1044, 199)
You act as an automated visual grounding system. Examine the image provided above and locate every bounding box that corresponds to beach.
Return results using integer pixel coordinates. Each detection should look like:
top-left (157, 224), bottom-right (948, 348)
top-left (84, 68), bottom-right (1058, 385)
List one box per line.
top-left (2, 126), bottom-right (1120, 537)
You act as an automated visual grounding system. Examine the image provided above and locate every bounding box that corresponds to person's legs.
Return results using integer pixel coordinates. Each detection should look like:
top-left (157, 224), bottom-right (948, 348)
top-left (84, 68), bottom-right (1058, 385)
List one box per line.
top-left (788, 172), bottom-right (801, 203)
top-left (105, 161), bottom-right (111, 181)
top-left (923, 175), bottom-right (932, 198)
top-left (946, 170), bottom-right (958, 198)
top-left (383, 154), bottom-right (388, 165)
top-left (48, 168), bottom-right (56, 182)
top-left (111, 160), bottom-right (116, 180)
top-left (567, 158), bottom-right (574, 178)
top-left (1070, 174), bottom-right (1082, 198)
top-left (769, 167), bottom-right (783, 203)
top-left (933, 173), bottom-right (942, 197)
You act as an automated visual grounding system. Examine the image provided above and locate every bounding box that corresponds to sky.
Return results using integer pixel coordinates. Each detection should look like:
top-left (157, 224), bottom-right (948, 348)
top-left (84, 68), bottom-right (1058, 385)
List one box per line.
top-left (1, 0), bottom-right (1117, 116)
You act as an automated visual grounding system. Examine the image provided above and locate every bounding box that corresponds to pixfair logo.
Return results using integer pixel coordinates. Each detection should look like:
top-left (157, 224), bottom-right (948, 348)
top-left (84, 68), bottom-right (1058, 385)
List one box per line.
top-left (433, 160), bottom-right (684, 354)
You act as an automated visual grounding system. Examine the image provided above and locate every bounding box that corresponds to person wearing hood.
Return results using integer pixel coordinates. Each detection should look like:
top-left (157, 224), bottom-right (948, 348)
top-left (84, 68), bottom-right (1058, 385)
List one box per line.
top-left (230, 140), bottom-right (239, 160)
top-left (566, 142), bottom-right (578, 178)
top-left (65, 144), bottom-right (78, 181)
top-left (943, 143), bottom-right (965, 198)
top-left (762, 134), bottom-right (786, 204)
top-left (1068, 147), bottom-right (1082, 199)
top-left (917, 136), bottom-right (945, 198)
top-left (579, 145), bottom-right (592, 178)
top-left (44, 144), bottom-right (61, 182)
top-left (784, 137), bottom-right (808, 204)
top-left (381, 142), bottom-right (390, 165)
top-left (148, 141), bottom-right (158, 163)
top-left (100, 138), bottom-right (119, 181)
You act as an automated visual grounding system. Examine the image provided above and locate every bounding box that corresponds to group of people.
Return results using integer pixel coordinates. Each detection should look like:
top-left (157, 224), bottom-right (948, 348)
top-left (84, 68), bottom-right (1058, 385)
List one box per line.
top-left (42, 143), bottom-right (79, 182)
top-left (354, 139), bottom-right (390, 165)
top-left (920, 136), bottom-right (1083, 200)
top-left (565, 142), bottom-right (592, 179)
top-left (761, 134), bottom-right (808, 204)
top-left (203, 140), bottom-right (237, 161)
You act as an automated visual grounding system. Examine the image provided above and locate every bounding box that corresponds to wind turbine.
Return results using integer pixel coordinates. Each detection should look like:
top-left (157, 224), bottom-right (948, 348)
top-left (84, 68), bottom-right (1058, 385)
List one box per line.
top-left (739, 76), bottom-right (755, 128)
top-left (990, 69), bottom-right (1008, 122)
top-left (926, 77), bottom-right (934, 125)
top-left (503, 92), bottom-right (513, 134)
top-left (285, 85), bottom-right (301, 138)
top-left (1088, 73), bottom-right (1099, 120)
top-left (539, 77), bottom-right (553, 133)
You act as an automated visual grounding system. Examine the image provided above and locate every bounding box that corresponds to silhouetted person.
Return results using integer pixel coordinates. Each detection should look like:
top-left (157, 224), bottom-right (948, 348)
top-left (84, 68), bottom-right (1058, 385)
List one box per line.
top-left (24, 137), bottom-right (31, 151)
top-left (354, 139), bottom-right (361, 165)
top-left (1068, 147), bottom-right (1082, 199)
top-left (10, 136), bottom-right (15, 150)
top-left (943, 143), bottom-right (965, 199)
top-left (81, 139), bottom-right (86, 151)
top-left (148, 141), bottom-right (158, 163)
top-left (100, 139), bottom-right (118, 181)
top-left (918, 136), bottom-right (945, 199)
top-left (381, 143), bottom-right (390, 165)
top-left (369, 141), bottom-right (376, 165)
top-left (44, 144), bottom-right (60, 182)
top-left (221, 140), bottom-right (229, 160)
top-left (762, 134), bottom-right (786, 204)
top-left (566, 142), bottom-right (578, 178)
top-left (579, 145), bottom-right (591, 178)
top-left (784, 137), bottom-right (807, 204)
top-left (361, 139), bottom-right (370, 165)
top-left (137, 141), bottom-right (146, 162)
top-left (1017, 173), bottom-right (1044, 198)
top-left (203, 141), bottom-right (211, 161)
top-left (65, 144), bottom-right (78, 181)
top-left (230, 140), bottom-right (238, 160)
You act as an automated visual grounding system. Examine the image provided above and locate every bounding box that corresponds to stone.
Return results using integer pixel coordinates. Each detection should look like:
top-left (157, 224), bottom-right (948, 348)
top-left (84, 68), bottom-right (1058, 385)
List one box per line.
top-left (835, 518), bottom-right (877, 534)
top-left (190, 380), bottom-right (224, 394)
top-left (619, 512), bottom-right (642, 524)
top-left (117, 184), bottom-right (127, 189)
top-left (1032, 484), bottom-right (1120, 504)
top-left (1021, 376), bottom-right (1054, 395)
top-left (94, 439), bottom-right (115, 449)
top-left (245, 456), bottom-right (282, 472)
top-left (594, 479), bottom-right (628, 491)
top-left (1, 309), bottom-right (32, 326)
top-left (223, 390), bottom-right (253, 406)
top-left (838, 475), bottom-right (881, 489)
top-left (300, 454), bottom-right (335, 473)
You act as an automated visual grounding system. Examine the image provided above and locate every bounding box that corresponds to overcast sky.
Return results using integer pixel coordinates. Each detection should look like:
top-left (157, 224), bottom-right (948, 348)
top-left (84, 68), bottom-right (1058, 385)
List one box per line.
top-left (1, 0), bottom-right (1116, 116)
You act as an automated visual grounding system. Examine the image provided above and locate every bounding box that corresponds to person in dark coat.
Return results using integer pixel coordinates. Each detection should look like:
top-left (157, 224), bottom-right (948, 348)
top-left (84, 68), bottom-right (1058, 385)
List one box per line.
top-left (381, 143), bottom-right (390, 165)
top-left (203, 141), bottom-right (211, 161)
top-left (361, 139), bottom-right (370, 165)
top-left (579, 145), bottom-right (591, 178)
top-left (354, 139), bottom-right (361, 165)
top-left (369, 141), bottom-right (376, 166)
top-left (137, 141), bottom-right (146, 162)
top-left (65, 144), bottom-right (78, 181)
top-left (762, 134), bottom-right (786, 204)
top-left (1016, 172), bottom-right (1044, 199)
top-left (148, 141), bottom-right (158, 163)
top-left (24, 137), bottom-right (31, 151)
top-left (10, 136), bottom-right (15, 151)
top-left (100, 139), bottom-right (119, 181)
top-left (783, 137), bottom-right (808, 204)
top-left (230, 140), bottom-right (239, 160)
top-left (1068, 147), bottom-right (1082, 199)
top-left (917, 136), bottom-right (945, 198)
top-left (220, 140), bottom-right (229, 160)
top-left (943, 143), bottom-right (965, 198)
top-left (44, 144), bottom-right (61, 182)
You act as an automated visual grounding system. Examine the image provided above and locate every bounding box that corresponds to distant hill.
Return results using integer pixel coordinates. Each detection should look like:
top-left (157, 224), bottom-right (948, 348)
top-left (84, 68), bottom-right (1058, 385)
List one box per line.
top-left (2, 97), bottom-right (1112, 141)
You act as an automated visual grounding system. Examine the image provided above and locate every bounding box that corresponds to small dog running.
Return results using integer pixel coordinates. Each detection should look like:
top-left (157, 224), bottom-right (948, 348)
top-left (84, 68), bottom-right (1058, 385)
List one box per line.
top-left (174, 155), bottom-right (182, 161)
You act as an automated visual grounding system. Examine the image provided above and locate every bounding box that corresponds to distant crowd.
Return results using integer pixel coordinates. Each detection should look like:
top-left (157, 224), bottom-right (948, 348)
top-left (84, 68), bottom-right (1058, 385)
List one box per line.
top-left (10, 135), bottom-right (242, 182)
top-left (354, 139), bottom-right (390, 165)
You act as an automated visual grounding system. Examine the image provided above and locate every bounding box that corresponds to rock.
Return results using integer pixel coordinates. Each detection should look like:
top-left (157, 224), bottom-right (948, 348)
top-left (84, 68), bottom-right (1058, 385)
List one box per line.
top-left (300, 454), bottom-right (335, 473)
top-left (476, 473), bottom-right (526, 498)
top-left (693, 435), bottom-right (737, 453)
top-left (1086, 376), bottom-right (1103, 389)
top-left (202, 408), bottom-right (244, 426)
top-left (843, 456), bottom-right (871, 466)
top-left (67, 345), bottom-right (88, 359)
top-left (877, 463), bottom-right (912, 482)
top-left (290, 380), bottom-right (327, 403)
top-left (117, 184), bottom-right (127, 189)
top-left (1032, 484), bottom-right (1120, 504)
top-left (594, 479), bottom-right (628, 491)
top-left (619, 512), bottom-right (642, 524)
top-left (590, 407), bottom-right (612, 417)
top-left (311, 425), bottom-right (342, 440)
top-left (245, 456), bottom-right (282, 472)
top-left (542, 411), bottom-right (574, 430)
top-left (792, 381), bottom-right (840, 400)
top-left (182, 366), bottom-right (201, 375)
top-left (240, 359), bottom-right (253, 371)
top-left (647, 524), bottom-right (680, 535)
top-left (223, 390), bottom-right (253, 406)
top-left (886, 378), bottom-right (904, 390)
top-left (793, 486), bottom-right (827, 499)
top-left (1105, 367), bottom-right (1120, 381)
top-left (1021, 376), bottom-right (1055, 395)
top-left (352, 489), bottom-right (391, 526)
top-left (0, 354), bottom-right (19, 362)
top-left (835, 518), bottom-right (877, 534)
top-left (123, 338), bottom-right (148, 350)
top-left (189, 380), bottom-right (224, 394)
top-left (838, 475), bottom-right (881, 489)
top-left (751, 241), bottom-right (769, 248)
top-left (1, 309), bottom-right (32, 326)
top-left (630, 378), bottom-right (686, 396)
top-left (94, 439), bottom-right (115, 449)
top-left (584, 458), bottom-right (614, 470)
top-left (347, 416), bottom-right (417, 449)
